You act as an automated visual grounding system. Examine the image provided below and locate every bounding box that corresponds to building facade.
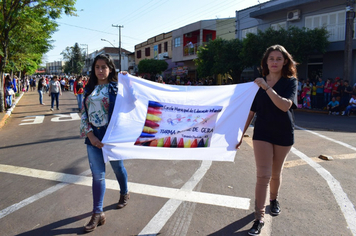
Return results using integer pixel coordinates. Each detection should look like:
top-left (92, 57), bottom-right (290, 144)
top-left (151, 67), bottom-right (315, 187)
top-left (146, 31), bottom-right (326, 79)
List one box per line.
top-left (135, 32), bottom-right (172, 65)
top-left (171, 18), bottom-right (235, 83)
top-left (46, 61), bottom-right (65, 75)
top-left (236, 0), bottom-right (356, 84)
top-left (83, 47), bottom-right (131, 75)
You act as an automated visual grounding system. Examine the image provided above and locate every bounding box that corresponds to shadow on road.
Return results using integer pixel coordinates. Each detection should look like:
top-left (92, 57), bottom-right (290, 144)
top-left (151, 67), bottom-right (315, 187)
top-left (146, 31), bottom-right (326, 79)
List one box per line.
top-left (207, 213), bottom-right (254, 235)
top-left (15, 204), bottom-right (118, 236)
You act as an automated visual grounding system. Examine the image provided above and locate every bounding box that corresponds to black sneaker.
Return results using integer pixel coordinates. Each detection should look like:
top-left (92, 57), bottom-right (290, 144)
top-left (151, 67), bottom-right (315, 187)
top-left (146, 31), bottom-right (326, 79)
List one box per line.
top-left (248, 220), bottom-right (264, 235)
top-left (270, 199), bottom-right (281, 216)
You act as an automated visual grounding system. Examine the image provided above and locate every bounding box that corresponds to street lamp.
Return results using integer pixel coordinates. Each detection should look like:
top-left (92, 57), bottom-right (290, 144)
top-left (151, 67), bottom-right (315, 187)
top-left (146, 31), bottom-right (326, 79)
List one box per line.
top-left (101, 38), bottom-right (116, 48)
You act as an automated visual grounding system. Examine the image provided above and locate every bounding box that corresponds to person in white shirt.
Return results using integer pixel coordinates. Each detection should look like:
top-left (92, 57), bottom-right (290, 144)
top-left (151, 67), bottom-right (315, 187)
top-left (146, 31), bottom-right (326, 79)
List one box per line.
top-left (342, 93), bottom-right (356, 116)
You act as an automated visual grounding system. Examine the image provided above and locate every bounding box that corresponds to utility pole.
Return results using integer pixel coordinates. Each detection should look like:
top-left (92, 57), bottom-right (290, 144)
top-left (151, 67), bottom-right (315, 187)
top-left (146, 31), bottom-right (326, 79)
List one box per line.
top-left (112, 24), bottom-right (123, 71)
top-left (344, 0), bottom-right (355, 82)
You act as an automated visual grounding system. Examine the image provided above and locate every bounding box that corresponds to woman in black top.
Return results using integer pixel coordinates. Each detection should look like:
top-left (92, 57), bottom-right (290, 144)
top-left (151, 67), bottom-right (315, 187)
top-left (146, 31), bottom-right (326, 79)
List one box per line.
top-left (236, 45), bottom-right (298, 236)
top-left (37, 77), bottom-right (46, 105)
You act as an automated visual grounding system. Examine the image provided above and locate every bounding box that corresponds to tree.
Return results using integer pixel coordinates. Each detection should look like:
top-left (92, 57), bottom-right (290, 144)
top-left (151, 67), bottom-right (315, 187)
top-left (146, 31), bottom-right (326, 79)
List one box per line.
top-left (242, 26), bottom-right (330, 69)
top-left (195, 38), bottom-right (245, 83)
top-left (0, 0), bottom-right (77, 112)
top-left (138, 59), bottom-right (168, 80)
top-left (61, 43), bottom-right (85, 75)
top-left (195, 26), bottom-right (329, 83)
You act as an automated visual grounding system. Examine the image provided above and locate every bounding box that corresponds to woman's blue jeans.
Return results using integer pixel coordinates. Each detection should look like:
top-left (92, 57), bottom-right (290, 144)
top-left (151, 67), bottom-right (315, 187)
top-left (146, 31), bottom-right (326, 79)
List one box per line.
top-left (38, 90), bottom-right (43, 104)
top-left (51, 92), bottom-right (59, 109)
top-left (87, 144), bottom-right (128, 213)
top-left (76, 94), bottom-right (83, 110)
top-left (6, 95), bottom-right (12, 107)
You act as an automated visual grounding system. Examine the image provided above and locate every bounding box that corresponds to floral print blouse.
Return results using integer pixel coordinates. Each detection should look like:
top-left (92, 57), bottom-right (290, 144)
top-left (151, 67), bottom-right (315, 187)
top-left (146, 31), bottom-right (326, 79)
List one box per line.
top-left (80, 84), bottom-right (110, 138)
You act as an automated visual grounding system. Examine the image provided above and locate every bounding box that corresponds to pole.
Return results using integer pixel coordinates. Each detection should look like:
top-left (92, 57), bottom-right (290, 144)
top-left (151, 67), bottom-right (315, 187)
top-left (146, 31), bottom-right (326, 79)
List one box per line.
top-left (112, 24), bottom-right (123, 71)
top-left (344, 0), bottom-right (355, 82)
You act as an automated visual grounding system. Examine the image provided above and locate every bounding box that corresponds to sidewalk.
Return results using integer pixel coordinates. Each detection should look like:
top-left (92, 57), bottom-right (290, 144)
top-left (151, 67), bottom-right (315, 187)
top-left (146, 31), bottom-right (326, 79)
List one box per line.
top-left (0, 92), bottom-right (25, 129)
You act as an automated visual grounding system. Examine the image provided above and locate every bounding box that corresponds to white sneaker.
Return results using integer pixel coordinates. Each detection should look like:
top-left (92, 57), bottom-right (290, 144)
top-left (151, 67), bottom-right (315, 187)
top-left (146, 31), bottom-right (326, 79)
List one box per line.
top-left (341, 111), bottom-right (345, 116)
top-left (50, 108), bottom-right (54, 111)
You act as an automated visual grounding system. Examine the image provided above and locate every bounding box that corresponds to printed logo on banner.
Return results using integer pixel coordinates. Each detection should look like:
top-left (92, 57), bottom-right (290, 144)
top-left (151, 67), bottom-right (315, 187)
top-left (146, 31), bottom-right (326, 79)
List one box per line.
top-left (135, 101), bottom-right (223, 148)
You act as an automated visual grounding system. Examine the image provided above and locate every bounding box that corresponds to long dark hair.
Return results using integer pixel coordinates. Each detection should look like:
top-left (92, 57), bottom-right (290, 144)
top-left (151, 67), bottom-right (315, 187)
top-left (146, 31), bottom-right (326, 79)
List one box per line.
top-left (5, 75), bottom-right (11, 85)
top-left (260, 45), bottom-right (298, 78)
top-left (85, 54), bottom-right (117, 96)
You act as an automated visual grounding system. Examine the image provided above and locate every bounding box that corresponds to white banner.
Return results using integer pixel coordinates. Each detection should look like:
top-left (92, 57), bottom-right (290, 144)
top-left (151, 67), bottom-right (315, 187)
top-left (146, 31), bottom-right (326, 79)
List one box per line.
top-left (102, 74), bottom-right (258, 162)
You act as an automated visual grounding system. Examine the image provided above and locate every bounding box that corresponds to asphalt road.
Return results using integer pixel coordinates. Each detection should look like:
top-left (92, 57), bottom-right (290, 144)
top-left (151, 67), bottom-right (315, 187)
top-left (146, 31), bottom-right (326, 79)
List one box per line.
top-left (0, 90), bottom-right (355, 236)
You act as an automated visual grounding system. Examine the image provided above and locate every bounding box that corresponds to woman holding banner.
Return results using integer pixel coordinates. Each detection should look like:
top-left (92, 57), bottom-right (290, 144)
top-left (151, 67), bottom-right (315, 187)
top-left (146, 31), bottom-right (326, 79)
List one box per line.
top-left (236, 45), bottom-right (298, 235)
top-left (80, 54), bottom-right (129, 232)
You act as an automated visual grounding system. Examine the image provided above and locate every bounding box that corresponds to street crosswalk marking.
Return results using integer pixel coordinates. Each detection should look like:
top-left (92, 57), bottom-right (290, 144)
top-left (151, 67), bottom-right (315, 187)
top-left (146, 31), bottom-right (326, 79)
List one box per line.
top-left (0, 164), bottom-right (250, 221)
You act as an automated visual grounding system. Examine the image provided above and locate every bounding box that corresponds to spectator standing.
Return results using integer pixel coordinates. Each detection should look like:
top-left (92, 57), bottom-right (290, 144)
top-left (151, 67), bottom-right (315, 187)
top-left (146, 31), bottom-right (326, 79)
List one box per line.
top-left (4, 75), bottom-right (15, 109)
top-left (12, 76), bottom-right (18, 94)
top-left (25, 77), bottom-right (30, 92)
top-left (49, 76), bottom-right (62, 111)
top-left (340, 80), bottom-right (353, 110)
top-left (69, 77), bottom-right (75, 91)
top-left (37, 77), bottom-right (46, 105)
top-left (323, 78), bottom-right (333, 107)
top-left (302, 80), bottom-right (312, 109)
top-left (31, 77), bottom-right (36, 91)
top-left (332, 78), bottom-right (341, 101)
top-left (315, 77), bottom-right (324, 108)
top-left (73, 75), bottom-right (85, 111)
top-left (60, 77), bottom-right (66, 91)
top-left (311, 81), bottom-right (317, 108)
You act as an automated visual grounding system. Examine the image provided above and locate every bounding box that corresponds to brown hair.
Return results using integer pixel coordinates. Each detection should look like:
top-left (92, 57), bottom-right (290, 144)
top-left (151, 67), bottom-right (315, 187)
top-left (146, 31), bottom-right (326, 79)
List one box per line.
top-left (260, 45), bottom-right (297, 78)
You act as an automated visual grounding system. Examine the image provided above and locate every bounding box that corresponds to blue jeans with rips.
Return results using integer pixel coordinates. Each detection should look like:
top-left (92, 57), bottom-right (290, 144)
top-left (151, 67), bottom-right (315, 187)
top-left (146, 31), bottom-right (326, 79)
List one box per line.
top-left (87, 144), bottom-right (128, 213)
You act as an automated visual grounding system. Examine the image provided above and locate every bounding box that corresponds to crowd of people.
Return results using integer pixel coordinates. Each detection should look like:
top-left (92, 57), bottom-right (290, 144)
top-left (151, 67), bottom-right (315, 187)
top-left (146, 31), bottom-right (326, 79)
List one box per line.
top-left (3, 74), bottom-right (89, 111)
top-left (298, 76), bottom-right (356, 116)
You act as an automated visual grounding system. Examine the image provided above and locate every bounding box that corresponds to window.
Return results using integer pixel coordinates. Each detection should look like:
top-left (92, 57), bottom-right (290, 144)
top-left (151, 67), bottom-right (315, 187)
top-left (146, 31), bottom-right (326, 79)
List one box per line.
top-left (242, 27), bottom-right (257, 39)
top-left (206, 33), bottom-right (213, 42)
top-left (158, 44), bottom-right (162, 53)
top-left (145, 47), bottom-right (150, 56)
top-left (271, 22), bottom-right (287, 30)
top-left (174, 37), bottom-right (181, 47)
top-left (136, 50), bottom-right (141, 59)
top-left (305, 10), bottom-right (351, 42)
top-left (164, 42), bottom-right (168, 52)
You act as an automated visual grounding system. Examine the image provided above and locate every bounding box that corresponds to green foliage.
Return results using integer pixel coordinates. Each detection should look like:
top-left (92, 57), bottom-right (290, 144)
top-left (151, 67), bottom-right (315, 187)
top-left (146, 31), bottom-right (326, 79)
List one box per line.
top-left (242, 26), bottom-right (330, 68)
top-left (195, 38), bottom-right (245, 83)
top-left (138, 59), bottom-right (168, 79)
top-left (195, 26), bottom-right (329, 84)
top-left (0, 0), bottom-right (77, 111)
top-left (61, 43), bottom-right (85, 74)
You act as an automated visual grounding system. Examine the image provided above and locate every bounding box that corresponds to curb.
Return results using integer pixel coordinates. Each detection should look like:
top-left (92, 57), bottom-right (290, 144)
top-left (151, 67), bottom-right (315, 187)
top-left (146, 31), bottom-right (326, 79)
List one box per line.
top-left (0, 92), bottom-right (25, 129)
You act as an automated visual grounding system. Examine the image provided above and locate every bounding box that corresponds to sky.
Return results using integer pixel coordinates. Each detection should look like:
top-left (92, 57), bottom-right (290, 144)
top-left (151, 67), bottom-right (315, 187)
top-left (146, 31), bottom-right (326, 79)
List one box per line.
top-left (44, 0), bottom-right (270, 63)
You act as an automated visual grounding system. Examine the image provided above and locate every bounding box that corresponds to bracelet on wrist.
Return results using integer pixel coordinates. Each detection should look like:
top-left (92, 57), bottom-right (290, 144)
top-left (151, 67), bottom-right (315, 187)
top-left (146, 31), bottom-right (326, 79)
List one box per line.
top-left (265, 86), bottom-right (271, 91)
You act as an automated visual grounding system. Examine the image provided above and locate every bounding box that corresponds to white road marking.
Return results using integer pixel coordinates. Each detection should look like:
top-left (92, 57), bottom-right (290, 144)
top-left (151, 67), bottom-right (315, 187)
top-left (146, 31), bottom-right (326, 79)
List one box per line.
top-left (0, 164), bottom-right (250, 220)
top-left (51, 113), bottom-right (81, 122)
top-left (294, 125), bottom-right (356, 235)
top-left (0, 169), bottom-right (91, 220)
top-left (19, 115), bottom-right (45, 125)
top-left (139, 161), bottom-right (214, 236)
top-left (291, 147), bottom-right (356, 235)
top-left (295, 125), bottom-right (356, 152)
